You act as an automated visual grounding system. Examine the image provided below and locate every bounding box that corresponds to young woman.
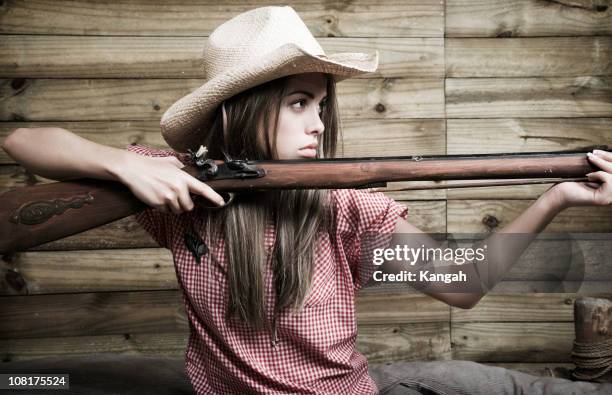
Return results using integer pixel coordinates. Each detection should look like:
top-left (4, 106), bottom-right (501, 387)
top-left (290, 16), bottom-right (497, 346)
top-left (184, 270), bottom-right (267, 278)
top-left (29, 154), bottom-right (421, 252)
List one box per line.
top-left (3, 6), bottom-right (612, 395)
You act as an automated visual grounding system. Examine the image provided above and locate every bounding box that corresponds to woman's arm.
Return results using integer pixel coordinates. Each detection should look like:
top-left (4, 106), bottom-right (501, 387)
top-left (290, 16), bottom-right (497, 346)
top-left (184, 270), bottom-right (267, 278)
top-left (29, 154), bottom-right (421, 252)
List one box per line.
top-left (3, 127), bottom-right (132, 181)
top-left (386, 150), bottom-right (612, 309)
top-left (1, 127), bottom-right (225, 213)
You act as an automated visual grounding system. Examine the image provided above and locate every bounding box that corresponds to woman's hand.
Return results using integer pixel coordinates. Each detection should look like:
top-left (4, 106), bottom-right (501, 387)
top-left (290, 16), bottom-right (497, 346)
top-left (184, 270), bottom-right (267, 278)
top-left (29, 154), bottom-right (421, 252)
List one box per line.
top-left (548, 149), bottom-right (612, 209)
top-left (117, 153), bottom-right (225, 214)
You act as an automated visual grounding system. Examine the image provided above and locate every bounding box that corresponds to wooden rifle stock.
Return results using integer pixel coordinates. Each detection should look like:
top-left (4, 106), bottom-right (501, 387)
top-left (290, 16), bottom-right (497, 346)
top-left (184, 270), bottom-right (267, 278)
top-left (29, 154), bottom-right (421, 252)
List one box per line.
top-left (0, 150), bottom-right (598, 254)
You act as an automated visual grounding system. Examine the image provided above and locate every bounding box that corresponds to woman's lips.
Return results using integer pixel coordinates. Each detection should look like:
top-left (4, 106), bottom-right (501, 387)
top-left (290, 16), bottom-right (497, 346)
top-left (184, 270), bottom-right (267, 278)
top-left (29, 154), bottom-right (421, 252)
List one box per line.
top-left (298, 148), bottom-right (317, 158)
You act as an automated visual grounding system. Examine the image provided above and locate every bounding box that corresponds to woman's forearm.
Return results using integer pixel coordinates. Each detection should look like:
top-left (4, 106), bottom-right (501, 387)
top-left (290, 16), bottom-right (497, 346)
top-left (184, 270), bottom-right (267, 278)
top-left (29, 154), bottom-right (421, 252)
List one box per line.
top-left (1, 127), bottom-right (130, 181)
top-left (481, 188), bottom-right (565, 288)
top-left (499, 187), bottom-right (565, 234)
top-left (387, 188), bottom-right (566, 308)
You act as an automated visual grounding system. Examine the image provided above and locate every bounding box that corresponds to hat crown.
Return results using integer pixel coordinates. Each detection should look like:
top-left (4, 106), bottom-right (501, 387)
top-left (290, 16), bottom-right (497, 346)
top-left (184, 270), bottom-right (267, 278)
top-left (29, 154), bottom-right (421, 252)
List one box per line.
top-left (203, 6), bottom-right (325, 79)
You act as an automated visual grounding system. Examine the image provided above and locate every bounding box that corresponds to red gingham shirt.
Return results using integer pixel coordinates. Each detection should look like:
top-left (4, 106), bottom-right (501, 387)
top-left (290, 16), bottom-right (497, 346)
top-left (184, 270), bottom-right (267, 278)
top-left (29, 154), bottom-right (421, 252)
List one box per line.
top-left (126, 145), bottom-right (409, 394)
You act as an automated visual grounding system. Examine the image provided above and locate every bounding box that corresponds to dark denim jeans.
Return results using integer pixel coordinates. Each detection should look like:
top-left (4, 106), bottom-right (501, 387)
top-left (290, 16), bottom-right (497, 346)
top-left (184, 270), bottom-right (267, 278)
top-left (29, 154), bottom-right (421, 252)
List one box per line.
top-left (369, 361), bottom-right (612, 395)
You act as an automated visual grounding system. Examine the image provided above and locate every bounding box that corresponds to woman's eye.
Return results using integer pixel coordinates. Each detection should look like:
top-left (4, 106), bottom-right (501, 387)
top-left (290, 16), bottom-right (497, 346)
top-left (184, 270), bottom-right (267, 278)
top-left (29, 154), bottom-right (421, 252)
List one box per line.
top-left (291, 99), bottom-right (307, 110)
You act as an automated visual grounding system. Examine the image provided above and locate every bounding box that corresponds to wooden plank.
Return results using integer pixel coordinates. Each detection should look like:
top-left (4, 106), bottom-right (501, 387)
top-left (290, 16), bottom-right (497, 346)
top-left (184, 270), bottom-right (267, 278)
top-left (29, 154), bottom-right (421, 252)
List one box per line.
top-left (490, 281), bottom-right (612, 293)
top-left (10, 243), bottom-right (606, 297)
top-left (0, 200), bottom-right (441, 295)
top-left (446, 118), bottom-right (612, 199)
top-left (341, 119), bottom-right (445, 157)
top-left (446, 77), bottom-right (612, 118)
top-left (0, 322), bottom-right (450, 363)
top-left (1, 249), bottom-right (176, 295)
top-left (0, 290), bottom-right (186, 339)
top-left (0, 119), bottom-right (448, 200)
top-left (447, 182), bottom-right (553, 201)
top-left (0, 289), bottom-right (449, 339)
top-left (0, 36), bottom-right (444, 79)
top-left (0, 332), bottom-right (188, 362)
top-left (451, 322), bottom-right (574, 362)
top-left (355, 292), bottom-right (449, 324)
top-left (0, 119), bottom-right (445, 164)
top-left (447, 200), bottom-right (612, 233)
top-left (0, 121), bottom-right (166, 164)
top-left (447, 37), bottom-right (612, 77)
top-left (502, 238), bottom-right (612, 281)
top-left (446, 0), bottom-right (612, 37)
top-left (359, 280), bottom-right (612, 295)
top-left (447, 119), bottom-right (612, 154)
top-left (451, 293), bottom-right (612, 322)
top-left (395, 200), bottom-right (446, 233)
top-left (0, 1), bottom-right (444, 37)
top-left (0, 78), bottom-right (445, 121)
top-left (357, 322), bottom-right (451, 363)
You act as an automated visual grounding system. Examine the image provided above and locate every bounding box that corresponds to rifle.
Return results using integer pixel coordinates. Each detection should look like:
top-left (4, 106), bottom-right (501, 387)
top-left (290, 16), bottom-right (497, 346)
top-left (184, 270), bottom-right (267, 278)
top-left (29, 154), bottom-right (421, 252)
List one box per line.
top-left (0, 146), bottom-right (603, 254)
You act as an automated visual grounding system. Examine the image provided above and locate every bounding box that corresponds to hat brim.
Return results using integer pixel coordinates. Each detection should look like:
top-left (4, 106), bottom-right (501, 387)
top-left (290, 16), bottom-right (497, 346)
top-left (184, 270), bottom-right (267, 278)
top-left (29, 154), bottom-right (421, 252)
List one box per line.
top-left (160, 43), bottom-right (378, 153)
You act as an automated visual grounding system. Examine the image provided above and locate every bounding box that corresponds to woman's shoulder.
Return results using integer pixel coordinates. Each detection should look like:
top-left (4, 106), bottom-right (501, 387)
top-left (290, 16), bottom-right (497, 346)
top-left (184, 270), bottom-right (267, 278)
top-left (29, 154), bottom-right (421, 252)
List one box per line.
top-left (328, 189), bottom-right (408, 233)
top-left (125, 144), bottom-right (191, 165)
top-left (329, 188), bottom-right (399, 212)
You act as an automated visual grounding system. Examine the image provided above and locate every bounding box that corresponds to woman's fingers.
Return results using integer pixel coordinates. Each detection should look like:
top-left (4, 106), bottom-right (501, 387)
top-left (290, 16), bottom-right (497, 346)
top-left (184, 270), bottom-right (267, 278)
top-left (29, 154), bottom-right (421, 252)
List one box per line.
top-left (185, 175), bottom-right (225, 207)
top-left (162, 192), bottom-right (182, 215)
top-left (593, 149), bottom-right (612, 161)
top-left (176, 184), bottom-right (195, 212)
top-left (587, 170), bottom-right (611, 184)
top-left (586, 171), bottom-right (612, 205)
top-left (588, 151), bottom-right (612, 173)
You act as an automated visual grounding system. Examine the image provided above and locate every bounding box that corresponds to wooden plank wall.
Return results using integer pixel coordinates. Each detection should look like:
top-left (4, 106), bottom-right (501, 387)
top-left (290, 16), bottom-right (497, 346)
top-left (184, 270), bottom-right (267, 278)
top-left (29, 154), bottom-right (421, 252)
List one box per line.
top-left (1, 0), bottom-right (611, 375)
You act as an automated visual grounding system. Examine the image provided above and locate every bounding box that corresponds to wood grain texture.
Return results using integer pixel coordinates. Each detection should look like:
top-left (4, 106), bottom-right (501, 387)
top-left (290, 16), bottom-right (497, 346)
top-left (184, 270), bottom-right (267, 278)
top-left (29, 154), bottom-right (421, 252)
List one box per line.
top-left (340, 119), bottom-right (445, 157)
top-left (451, 293), bottom-right (612, 322)
top-left (0, 36), bottom-right (444, 79)
top-left (0, 201), bottom-right (441, 294)
top-left (0, 322), bottom-right (451, 362)
top-left (0, 0), bottom-right (444, 37)
top-left (1, 0), bottom-right (611, 369)
top-left (0, 119), bottom-right (446, 164)
top-left (445, 118), bottom-right (611, 199)
top-left (451, 322), bottom-right (574, 362)
top-left (0, 289), bottom-right (448, 338)
top-left (1, 248), bottom-right (175, 295)
top-left (447, 118), bottom-right (612, 155)
top-left (448, 200), bottom-right (612, 233)
top-left (356, 292), bottom-right (449, 324)
top-left (446, 0), bottom-right (612, 37)
top-left (357, 322), bottom-right (451, 363)
top-left (487, 281), bottom-right (612, 293)
top-left (446, 77), bottom-right (612, 118)
top-left (365, 280), bottom-right (612, 294)
top-left (447, 37), bottom-right (612, 77)
top-left (0, 290), bottom-right (186, 339)
top-left (0, 78), bottom-right (445, 121)
top-left (0, 332), bottom-right (189, 361)
top-left (4, 238), bottom-right (611, 295)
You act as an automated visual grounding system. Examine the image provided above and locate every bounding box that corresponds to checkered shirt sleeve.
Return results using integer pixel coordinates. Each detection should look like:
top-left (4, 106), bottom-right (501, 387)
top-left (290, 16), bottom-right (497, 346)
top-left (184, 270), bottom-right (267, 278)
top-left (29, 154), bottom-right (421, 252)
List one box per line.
top-left (332, 189), bottom-right (409, 290)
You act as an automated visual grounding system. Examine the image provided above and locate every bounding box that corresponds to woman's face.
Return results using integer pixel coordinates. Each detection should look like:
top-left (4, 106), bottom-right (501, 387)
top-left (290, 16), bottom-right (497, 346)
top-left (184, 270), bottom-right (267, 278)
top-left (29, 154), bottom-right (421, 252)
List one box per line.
top-left (273, 73), bottom-right (327, 160)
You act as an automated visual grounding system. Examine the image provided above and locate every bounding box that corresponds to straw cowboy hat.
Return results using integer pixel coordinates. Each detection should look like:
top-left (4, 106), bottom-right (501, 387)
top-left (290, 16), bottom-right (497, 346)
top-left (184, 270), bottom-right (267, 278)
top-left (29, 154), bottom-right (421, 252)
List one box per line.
top-left (160, 6), bottom-right (379, 153)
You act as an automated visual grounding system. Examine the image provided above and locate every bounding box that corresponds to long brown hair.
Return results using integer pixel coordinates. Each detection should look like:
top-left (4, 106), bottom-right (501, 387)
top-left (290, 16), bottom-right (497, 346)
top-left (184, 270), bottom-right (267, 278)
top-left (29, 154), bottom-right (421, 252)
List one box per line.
top-left (200, 74), bottom-right (341, 330)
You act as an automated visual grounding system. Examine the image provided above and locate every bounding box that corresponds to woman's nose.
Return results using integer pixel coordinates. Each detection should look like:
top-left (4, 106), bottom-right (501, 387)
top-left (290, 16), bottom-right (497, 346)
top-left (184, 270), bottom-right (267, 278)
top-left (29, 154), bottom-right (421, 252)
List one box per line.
top-left (308, 109), bottom-right (325, 136)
